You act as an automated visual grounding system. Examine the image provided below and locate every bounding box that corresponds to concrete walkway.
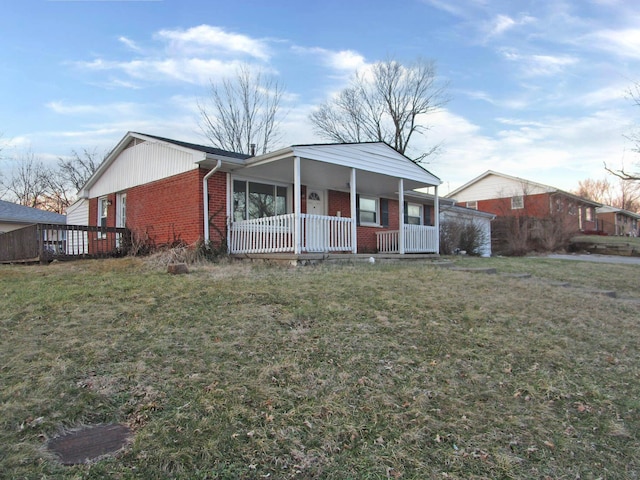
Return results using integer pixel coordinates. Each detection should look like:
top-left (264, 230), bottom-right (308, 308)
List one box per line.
top-left (547, 253), bottom-right (640, 265)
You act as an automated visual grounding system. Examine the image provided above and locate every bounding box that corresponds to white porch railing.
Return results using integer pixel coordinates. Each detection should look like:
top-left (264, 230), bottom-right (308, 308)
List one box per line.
top-left (228, 214), bottom-right (353, 254)
top-left (376, 225), bottom-right (438, 253)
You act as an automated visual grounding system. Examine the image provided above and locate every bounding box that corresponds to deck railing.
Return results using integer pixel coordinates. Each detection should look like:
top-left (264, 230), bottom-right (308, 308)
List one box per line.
top-left (0, 224), bottom-right (130, 263)
top-left (376, 225), bottom-right (438, 253)
top-left (229, 214), bottom-right (354, 254)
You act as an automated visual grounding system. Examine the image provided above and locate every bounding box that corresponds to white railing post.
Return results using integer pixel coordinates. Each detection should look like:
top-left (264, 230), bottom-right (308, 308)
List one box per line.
top-left (398, 178), bottom-right (405, 255)
top-left (294, 156), bottom-right (301, 255)
top-left (350, 168), bottom-right (357, 254)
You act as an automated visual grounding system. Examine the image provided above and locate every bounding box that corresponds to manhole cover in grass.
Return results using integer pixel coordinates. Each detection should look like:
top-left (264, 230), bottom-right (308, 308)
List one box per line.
top-left (47, 424), bottom-right (131, 465)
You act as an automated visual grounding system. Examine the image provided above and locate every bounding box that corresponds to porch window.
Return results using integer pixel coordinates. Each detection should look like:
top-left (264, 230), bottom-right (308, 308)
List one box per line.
top-left (511, 195), bottom-right (524, 210)
top-left (98, 196), bottom-right (108, 228)
top-left (406, 203), bottom-right (422, 225)
top-left (233, 180), bottom-right (287, 221)
top-left (358, 196), bottom-right (378, 226)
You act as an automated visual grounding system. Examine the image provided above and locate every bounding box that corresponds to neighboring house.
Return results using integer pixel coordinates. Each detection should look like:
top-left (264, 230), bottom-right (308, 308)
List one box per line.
top-left (596, 206), bottom-right (640, 236)
top-left (446, 170), bottom-right (601, 231)
top-left (446, 171), bottom-right (602, 254)
top-left (77, 132), bottom-right (444, 258)
top-left (0, 199), bottom-right (66, 234)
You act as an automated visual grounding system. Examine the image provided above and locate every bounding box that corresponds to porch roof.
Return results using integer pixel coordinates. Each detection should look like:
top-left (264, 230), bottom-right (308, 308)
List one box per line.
top-left (210, 142), bottom-right (442, 196)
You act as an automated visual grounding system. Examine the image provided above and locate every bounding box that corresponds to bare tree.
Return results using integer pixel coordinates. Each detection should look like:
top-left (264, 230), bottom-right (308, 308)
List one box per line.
top-left (58, 148), bottom-right (103, 193)
top-left (607, 82), bottom-right (640, 181)
top-left (0, 150), bottom-right (50, 209)
top-left (309, 57), bottom-right (449, 162)
top-left (573, 177), bottom-right (640, 212)
top-left (198, 65), bottom-right (285, 155)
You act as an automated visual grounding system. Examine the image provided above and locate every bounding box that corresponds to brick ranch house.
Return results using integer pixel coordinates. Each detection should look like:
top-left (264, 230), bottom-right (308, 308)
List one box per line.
top-left (446, 170), bottom-right (602, 253)
top-left (76, 132), bottom-right (444, 259)
top-left (596, 205), bottom-right (640, 236)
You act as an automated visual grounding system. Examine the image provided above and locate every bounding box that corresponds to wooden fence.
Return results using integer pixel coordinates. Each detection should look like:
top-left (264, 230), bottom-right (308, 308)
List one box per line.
top-left (0, 224), bottom-right (130, 263)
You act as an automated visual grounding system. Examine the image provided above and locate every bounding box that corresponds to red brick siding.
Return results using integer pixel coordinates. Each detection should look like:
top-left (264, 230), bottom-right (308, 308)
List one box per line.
top-left (327, 190), bottom-right (433, 253)
top-left (90, 168), bottom-right (228, 249)
top-left (458, 192), bottom-right (598, 232)
top-left (205, 170), bottom-right (228, 248)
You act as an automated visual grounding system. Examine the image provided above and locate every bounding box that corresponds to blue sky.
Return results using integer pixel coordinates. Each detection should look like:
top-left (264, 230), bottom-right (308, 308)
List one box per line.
top-left (1, 0), bottom-right (640, 194)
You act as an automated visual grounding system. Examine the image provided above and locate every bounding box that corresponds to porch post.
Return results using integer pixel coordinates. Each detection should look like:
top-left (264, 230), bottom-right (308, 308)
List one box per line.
top-left (294, 156), bottom-right (302, 254)
top-left (398, 178), bottom-right (405, 255)
top-left (434, 185), bottom-right (440, 255)
top-left (350, 168), bottom-right (357, 254)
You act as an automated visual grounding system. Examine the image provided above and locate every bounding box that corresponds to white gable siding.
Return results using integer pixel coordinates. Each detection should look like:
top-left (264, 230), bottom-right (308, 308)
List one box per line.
top-left (291, 144), bottom-right (440, 185)
top-left (452, 174), bottom-right (551, 202)
top-left (89, 141), bottom-right (201, 198)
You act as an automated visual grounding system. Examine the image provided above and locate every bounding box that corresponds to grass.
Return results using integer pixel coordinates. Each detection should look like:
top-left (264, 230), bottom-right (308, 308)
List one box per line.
top-left (1, 256), bottom-right (639, 479)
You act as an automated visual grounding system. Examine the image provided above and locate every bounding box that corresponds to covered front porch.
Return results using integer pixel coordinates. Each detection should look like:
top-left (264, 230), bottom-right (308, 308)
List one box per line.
top-left (204, 143), bottom-right (441, 256)
top-left (228, 213), bottom-right (438, 254)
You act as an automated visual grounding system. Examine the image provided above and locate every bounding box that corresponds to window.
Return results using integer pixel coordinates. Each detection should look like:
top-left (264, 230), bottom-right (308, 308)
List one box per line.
top-left (233, 180), bottom-right (287, 221)
top-left (358, 196), bottom-right (378, 225)
top-left (98, 196), bottom-right (109, 228)
top-left (585, 207), bottom-right (593, 222)
top-left (511, 195), bottom-right (524, 210)
top-left (406, 203), bottom-right (422, 225)
top-left (466, 201), bottom-right (478, 210)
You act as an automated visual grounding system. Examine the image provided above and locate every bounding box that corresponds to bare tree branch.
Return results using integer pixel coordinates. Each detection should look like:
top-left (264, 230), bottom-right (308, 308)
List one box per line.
top-left (198, 65), bottom-right (285, 155)
top-left (309, 57), bottom-right (449, 161)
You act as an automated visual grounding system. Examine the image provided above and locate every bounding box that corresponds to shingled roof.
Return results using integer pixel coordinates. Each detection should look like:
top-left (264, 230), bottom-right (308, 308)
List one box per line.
top-left (0, 200), bottom-right (66, 224)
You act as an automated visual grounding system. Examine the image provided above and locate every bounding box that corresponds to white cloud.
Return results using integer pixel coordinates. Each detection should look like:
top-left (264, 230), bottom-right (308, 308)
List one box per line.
top-left (501, 49), bottom-right (579, 76)
top-left (77, 57), bottom-right (246, 85)
top-left (587, 28), bottom-right (640, 59)
top-left (417, 107), bottom-right (630, 194)
top-left (46, 100), bottom-right (141, 116)
top-left (74, 25), bottom-right (275, 87)
top-left (118, 36), bottom-right (143, 53)
top-left (156, 25), bottom-right (271, 61)
top-left (293, 46), bottom-right (367, 72)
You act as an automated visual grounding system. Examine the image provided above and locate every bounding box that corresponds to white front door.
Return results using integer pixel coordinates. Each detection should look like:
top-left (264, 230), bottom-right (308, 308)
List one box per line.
top-left (307, 189), bottom-right (326, 216)
top-left (306, 189), bottom-right (327, 252)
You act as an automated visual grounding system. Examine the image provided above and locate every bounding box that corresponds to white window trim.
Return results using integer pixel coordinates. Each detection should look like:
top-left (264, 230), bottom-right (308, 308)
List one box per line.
top-left (98, 196), bottom-right (108, 228)
top-left (359, 195), bottom-right (380, 227)
top-left (466, 201), bottom-right (478, 210)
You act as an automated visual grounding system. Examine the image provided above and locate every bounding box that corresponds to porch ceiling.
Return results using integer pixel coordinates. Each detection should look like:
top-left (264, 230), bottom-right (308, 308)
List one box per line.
top-left (230, 157), bottom-right (434, 197)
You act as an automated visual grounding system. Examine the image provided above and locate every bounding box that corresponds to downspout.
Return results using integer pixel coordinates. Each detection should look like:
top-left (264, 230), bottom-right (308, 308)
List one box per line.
top-left (203, 159), bottom-right (222, 245)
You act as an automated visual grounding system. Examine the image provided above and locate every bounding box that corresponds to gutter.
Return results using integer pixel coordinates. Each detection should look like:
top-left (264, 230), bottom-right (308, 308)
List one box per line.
top-left (203, 159), bottom-right (222, 245)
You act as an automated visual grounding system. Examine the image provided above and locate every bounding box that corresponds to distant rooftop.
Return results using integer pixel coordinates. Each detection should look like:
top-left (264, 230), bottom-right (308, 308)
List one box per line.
top-left (0, 200), bottom-right (66, 224)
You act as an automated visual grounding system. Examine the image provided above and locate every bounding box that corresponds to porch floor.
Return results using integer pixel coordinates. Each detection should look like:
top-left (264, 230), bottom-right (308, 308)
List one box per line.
top-left (230, 252), bottom-right (443, 266)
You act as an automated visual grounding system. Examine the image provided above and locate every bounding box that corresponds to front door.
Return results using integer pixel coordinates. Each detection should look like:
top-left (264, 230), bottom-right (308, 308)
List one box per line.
top-left (306, 189), bottom-right (327, 252)
top-left (307, 189), bottom-right (326, 216)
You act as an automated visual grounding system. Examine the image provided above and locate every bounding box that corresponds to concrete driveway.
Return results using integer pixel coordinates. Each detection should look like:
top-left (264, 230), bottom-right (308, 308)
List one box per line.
top-left (547, 253), bottom-right (640, 265)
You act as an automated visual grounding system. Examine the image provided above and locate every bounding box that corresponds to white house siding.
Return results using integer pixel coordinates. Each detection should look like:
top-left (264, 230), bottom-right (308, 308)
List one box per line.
top-left (450, 174), bottom-right (551, 203)
top-left (65, 199), bottom-right (89, 254)
top-left (66, 199), bottom-right (89, 225)
top-left (89, 140), bottom-right (201, 198)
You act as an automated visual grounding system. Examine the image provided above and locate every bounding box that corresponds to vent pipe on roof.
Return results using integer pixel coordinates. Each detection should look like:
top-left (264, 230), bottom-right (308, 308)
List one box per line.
top-left (250, 144), bottom-right (256, 156)
top-left (203, 159), bottom-right (222, 245)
